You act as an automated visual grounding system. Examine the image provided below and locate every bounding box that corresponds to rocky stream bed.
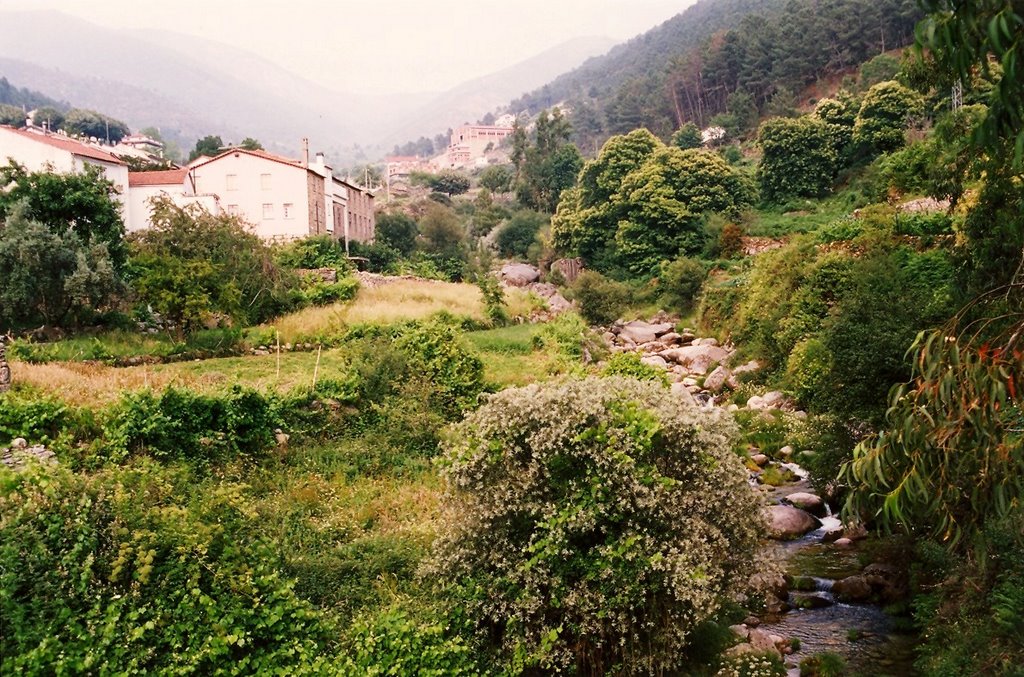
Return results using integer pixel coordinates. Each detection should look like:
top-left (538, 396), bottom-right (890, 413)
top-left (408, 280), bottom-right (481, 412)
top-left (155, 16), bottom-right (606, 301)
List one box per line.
top-left (597, 317), bottom-right (920, 675)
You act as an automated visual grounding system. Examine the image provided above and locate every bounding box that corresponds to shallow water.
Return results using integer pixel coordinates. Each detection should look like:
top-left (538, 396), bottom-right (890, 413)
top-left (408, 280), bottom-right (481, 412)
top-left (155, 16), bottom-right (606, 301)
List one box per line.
top-left (759, 466), bottom-right (919, 676)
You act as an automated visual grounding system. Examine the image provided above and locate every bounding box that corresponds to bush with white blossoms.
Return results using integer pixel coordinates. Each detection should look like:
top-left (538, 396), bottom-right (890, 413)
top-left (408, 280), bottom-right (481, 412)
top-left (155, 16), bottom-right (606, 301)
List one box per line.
top-left (429, 377), bottom-right (766, 674)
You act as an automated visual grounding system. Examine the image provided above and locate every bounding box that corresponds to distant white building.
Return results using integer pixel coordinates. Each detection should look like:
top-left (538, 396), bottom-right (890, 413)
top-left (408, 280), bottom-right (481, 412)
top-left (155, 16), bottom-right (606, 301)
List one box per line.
top-left (0, 123), bottom-right (131, 226)
top-left (444, 124), bottom-right (514, 169)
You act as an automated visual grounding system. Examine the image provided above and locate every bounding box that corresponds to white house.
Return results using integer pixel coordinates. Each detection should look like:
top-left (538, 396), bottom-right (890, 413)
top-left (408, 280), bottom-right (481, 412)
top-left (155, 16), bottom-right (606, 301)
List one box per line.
top-left (0, 124), bottom-right (131, 226)
top-left (187, 147), bottom-right (331, 242)
top-left (127, 168), bottom-right (219, 232)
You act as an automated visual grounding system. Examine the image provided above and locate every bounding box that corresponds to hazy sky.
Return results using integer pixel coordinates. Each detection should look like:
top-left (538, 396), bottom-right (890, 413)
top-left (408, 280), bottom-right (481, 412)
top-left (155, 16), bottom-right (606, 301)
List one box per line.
top-left (5, 0), bottom-right (694, 93)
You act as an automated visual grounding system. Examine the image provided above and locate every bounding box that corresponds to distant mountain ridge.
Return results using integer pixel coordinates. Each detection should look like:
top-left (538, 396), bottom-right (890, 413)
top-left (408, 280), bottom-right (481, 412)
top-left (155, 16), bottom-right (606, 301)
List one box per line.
top-left (0, 10), bottom-right (617, 162)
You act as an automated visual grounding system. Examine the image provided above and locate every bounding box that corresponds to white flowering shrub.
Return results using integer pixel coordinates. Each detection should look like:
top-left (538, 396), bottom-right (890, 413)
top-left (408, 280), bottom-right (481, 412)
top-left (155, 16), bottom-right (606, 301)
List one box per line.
top-left (429, 377), bottom-right (765, 674)
top-left (715, 652), bottom-right (786, 677)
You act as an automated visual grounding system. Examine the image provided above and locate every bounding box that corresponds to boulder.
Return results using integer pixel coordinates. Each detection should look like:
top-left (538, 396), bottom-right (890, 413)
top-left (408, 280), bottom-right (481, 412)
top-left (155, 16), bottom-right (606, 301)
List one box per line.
top-left (12, 437), bottom-right (28, 450)
top-left (750, 453), bottom-right (769, 467)
top-left (784, 492), bottom-right (825, 517)
top-left (748, 390), bottom-right (795, 411)
top-left (640, 355), bottom-right (669, 369)
top-left (660, 332), bottom-right (682, 345)
top-left (843, 523), bottom-right (869, 541)
top-left (747, 628), bottom-right (782, 657)
top-left (778, 445), bottom-right (794, 458)
top-left (500, 262), bottom-right (541, 286)
top-left (749, 571), bottom-right (789, 601)
top-left (669, 381), bottom-right (698, 406)
top-left (659, 344), bottom-right (732, 374)
top-left (732, 360), bottom-right (762, 375)
top-left (703, 365), bottom-right (731, 393)
top-left (832, 575), bottom-right (873, 602)
top-left (833, 537), bottom-right (853, 548)
top-left (618, 321), bottom-right (659, 345)
top-left (766, 505), bottom-right (821, 540)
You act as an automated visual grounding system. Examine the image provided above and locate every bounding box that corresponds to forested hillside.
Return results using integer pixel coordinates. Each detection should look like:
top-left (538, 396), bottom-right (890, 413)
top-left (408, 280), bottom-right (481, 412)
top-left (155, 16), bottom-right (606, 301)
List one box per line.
top-left (512, 0), bottom-right (921, 148)
top-left (0, 76), bottom-right (66, 112)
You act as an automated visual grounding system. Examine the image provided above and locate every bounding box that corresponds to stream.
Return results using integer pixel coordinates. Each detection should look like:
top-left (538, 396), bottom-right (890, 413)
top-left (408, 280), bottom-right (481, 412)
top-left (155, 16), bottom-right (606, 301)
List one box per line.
top-left (756, 466), bottom-right (918, 676)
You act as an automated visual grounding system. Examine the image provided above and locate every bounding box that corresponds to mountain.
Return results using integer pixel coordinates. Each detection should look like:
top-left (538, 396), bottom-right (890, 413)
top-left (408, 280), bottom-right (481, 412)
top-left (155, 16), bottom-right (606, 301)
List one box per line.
top-left (508, 0), bottom-right (921, 149)
top-left (379, 36), bottom-right (616, 147)
top-left (0, 10), bottom-right (617, 163)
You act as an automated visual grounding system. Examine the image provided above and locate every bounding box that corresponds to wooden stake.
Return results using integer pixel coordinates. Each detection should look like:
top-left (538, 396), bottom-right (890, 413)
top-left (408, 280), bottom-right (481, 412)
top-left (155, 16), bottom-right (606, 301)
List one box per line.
top-left (312, 344), bottom-right (322, 389)
top-left (276, 330), bottom-right (281, 381)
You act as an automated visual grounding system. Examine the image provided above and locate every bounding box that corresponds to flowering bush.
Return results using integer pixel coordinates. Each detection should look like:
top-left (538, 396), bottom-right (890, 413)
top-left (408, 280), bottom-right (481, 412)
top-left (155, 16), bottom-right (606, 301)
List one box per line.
top-left (429, 377), bottom-right (765, 674)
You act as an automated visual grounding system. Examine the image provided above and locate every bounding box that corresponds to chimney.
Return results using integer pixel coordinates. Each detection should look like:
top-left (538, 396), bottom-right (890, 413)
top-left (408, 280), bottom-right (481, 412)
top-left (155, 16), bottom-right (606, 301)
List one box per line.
top-left (315, 151), bottom-right (325, 167)
top-left (302, 137), bottom-right (309, 167)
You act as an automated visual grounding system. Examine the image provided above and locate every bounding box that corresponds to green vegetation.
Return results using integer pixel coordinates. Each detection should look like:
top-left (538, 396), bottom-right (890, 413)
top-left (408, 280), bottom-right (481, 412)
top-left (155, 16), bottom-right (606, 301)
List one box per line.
top-left (431, 378), bottom-right (762, 673)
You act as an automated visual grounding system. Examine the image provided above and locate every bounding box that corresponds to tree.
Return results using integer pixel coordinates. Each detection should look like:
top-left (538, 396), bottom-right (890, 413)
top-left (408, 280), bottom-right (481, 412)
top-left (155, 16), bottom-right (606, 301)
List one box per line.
top-left (130, 199), bottom-right (297, 333)
top-left (417, 203), bottom-right (468, 279)
top-left (514, 109), bottom-right (584, 213)
top-left (239, 137), bottom-right (264, 151)
top-left (757, 116), bottom-right (843, 202)
top-left (0, 104), bottom-right (25, 128)
top-left (551, 129), bottom-right (662, 270)
top-left (478, 165), bottom-right (514, 194)
top-left (189, 135), bottom-right (224, 162)
top-left (62, 109), bottom-right (129, 143)
top-left (613, 147), bottom-right (752, 273)
top-left (375, 212), bottom-right (419, 257)
top-left (670, 122), bottom-right (702, 149)
top-left (32, 106), bottom-right (65, 131)
top-left (917, 0), bottom-right (1024, 166)
top-left (430, 377), bottom-right (763, 673)
top-left (554, 131), bottom-right (751, 275)
top-left (494, 210), bottom-right (546, 258)
top-left (0, 202), bottom-right (120, 328)
top-left (859, 53), bottom-right (901, 89)
top-left (853, 80), bottom-right (924, 154)
top-left (428, 170), bottom-right (471, 197)
top-left (0, 160), bottom-right (127, 270)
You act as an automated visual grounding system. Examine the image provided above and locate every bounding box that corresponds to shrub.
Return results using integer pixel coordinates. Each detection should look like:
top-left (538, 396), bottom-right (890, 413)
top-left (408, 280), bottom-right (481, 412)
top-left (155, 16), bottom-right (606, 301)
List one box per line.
top-left (429, 378), bottom-right (764, 674)
top-left (0, 392), bottom-right (76, 445)
top-left (716, 652), bottom-right (787, 677)
top-left (102, 386), bottom-right (275, 463)
top-left (340, 604), bottom-right (478, 676)
top-left (719, 223), bottom-right (746, 259)
top-left (785, 338), bottom-right (834, 406)
top-left (0, 463), bottom-right (333, 674)
top-left (660, 256), bottom-right (708, 312)
top-left (572, 270), bottom-right (630, 325)
top-left (799, 652), bottom-right (847, 676)
top-left (275, 235), bottom-right (349, 269)
top-left (302, 277), bottom-right (359, 306)
top-left (602, 351), bottom-right (669, 385)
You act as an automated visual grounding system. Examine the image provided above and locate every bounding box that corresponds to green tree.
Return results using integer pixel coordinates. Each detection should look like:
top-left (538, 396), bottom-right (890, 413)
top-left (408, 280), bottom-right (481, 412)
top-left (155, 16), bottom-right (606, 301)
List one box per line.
top-left (0, 203), bottom-right (120, 328)
top-left (130, 199), bottom-right (297, 333)
top-left (418, 203), bottom-right (468, 279)
top-left (188, 135), bottom-right (224, 162)
top-left (0, 160), bottom-right (127, 270)
top-left (62, 108), bottom-right (130, 143)
top-left (375, 212), bottom-right (419, 257)
top-left (0, 103), bottom-right (25, 127)
top-left (32, 106), bottom-right (65, 131)
top-left (516, 109), bottom-right (583, 213)
top-left (428, 170), bottom-right (471, 197)
top-left (859, 53), bottom-right (902, 89)
top-left (853, 80), bottom-right (925, 154)
top-left (430, 377), bottom-right (763, 674)
top-left (670, 122), bottom-right (702, 149)
top-left (614, 147), bottom-right (752, 273)
top-left (478, 164), bottom-right (514, 193)
top-left (551, 128), bottom-right (662, 270)
top-left (239, 137), bottom-right (264, 150)
top-left (494, 210), bottom-right (547, 258)
top-left (917, 0), bottom-right (1024, 166)
top-left (757, 115), bottom-right (843, 202)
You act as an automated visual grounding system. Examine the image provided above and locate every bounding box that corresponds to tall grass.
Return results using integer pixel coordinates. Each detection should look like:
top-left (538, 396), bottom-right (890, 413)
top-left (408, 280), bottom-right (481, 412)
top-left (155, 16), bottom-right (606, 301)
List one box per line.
top-left (268, 279), bottom-right (485, 344)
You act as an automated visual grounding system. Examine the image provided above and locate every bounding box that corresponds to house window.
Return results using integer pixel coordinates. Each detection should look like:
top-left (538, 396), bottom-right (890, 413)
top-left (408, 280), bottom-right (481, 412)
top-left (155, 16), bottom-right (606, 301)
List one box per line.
top-left (227, 204), bottom-right (239, 216)
top-left (283, 203), bottom-right (293, 219)
top-left (262, 203), bottom-right (274, 219)
top-left (226, 174), bottom-right (238, 191)
top-left (260, 173), bottom-right (271, 190)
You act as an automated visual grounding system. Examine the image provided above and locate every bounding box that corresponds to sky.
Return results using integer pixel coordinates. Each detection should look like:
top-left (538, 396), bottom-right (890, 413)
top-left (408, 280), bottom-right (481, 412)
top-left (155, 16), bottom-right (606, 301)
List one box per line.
top-left (3, 0), bottom-right (693, 94)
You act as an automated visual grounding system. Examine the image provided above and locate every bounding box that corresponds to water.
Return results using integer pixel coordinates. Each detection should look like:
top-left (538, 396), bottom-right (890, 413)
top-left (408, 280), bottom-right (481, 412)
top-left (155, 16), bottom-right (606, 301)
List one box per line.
top-left (756, 463), bottom-right (919, 676)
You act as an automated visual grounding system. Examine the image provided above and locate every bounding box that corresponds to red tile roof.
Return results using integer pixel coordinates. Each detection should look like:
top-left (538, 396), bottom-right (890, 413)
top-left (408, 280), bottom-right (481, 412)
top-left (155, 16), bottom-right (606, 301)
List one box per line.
top-left (190, 147), bottom-right (310, 172)
top-left (1, 125), bottom-right (124, 164)
top-left (128, 168), bottom-right (189, 187)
